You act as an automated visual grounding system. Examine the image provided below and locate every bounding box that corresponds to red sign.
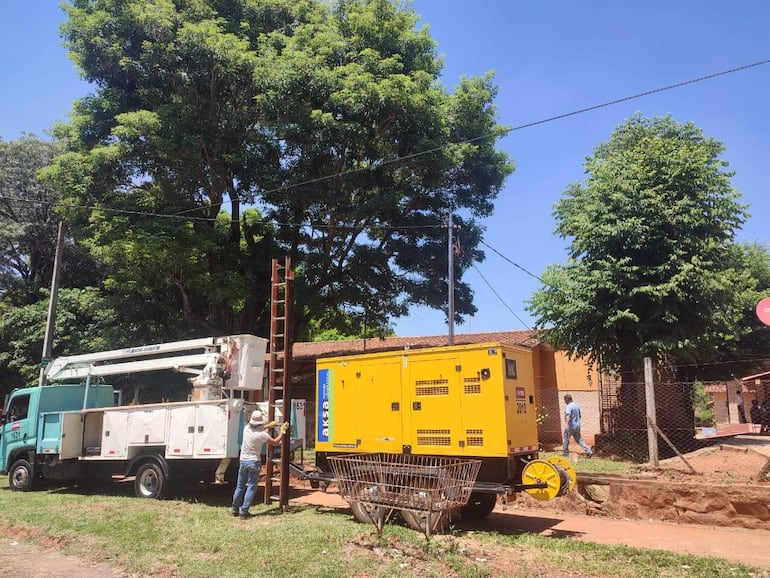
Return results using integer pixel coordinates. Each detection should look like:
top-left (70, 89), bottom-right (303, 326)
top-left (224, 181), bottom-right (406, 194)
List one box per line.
top-left (756, 298), bottom-right (770, 326)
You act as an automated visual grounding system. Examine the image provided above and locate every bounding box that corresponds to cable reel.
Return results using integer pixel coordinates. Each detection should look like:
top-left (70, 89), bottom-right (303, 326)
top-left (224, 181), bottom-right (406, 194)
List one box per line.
top-left (521, 458), bottom-right (574, 501)
top-left (546, 455), bottom-right (577, 493)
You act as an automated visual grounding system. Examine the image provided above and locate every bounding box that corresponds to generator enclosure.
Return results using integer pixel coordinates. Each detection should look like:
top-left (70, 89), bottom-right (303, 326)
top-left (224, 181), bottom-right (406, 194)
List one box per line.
top-left (315, 342), bottom-right (540, 479)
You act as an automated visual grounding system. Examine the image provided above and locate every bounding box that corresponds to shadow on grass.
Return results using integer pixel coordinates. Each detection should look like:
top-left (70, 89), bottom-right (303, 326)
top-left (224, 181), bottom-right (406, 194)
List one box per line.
top-left (37, 479), bottom-right (582, 542)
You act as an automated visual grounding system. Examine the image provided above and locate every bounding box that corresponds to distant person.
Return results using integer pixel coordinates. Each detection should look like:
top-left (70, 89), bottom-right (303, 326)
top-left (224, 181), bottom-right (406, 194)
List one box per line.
top-left (736, 390), bottom-right (746, 424)
top-left (761, 400), bottom-right (770, 435)
top-left (562, 394), bottom-right (592, 458)
top-left (232, 410), bottom-right (289, 519)
top-left (750, 399), bottom-right (762, 432)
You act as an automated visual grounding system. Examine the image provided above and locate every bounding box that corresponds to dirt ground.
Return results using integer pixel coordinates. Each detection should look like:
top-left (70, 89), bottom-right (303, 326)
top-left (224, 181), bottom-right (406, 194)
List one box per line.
top-left (653, 441), bottom-right (770, 485)
top-left (2, 440), bottom-right (770, 577)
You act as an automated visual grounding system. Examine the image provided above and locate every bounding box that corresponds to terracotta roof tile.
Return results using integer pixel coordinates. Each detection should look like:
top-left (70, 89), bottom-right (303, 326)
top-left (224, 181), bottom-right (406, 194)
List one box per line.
top-left (292, 330), bottom-right (539, 360)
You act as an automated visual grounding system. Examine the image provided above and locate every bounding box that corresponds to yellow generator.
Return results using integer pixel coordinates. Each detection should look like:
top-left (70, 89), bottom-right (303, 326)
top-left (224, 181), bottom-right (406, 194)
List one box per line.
top-left (314, 342), bottom-right (575, 522)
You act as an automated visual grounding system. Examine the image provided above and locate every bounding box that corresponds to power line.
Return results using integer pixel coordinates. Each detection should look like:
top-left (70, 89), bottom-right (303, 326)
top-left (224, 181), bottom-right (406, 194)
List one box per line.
top-left (479, 239), bottom-right (546, 284)
top-left (169, 58), bottom-right (770, 218)
top-left (254, 58), bottom-right (770, 196)
top-left (0, 194), bottom-right (444, 229)
top-left (471, 262), bottom-right (531, 330)
top-left (7, 59), bottom-right (767, 226)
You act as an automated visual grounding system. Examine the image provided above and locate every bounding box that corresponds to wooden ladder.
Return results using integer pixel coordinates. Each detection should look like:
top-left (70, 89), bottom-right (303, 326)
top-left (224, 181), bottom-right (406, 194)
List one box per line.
top-left (263, 257), bottom-right (294, 508)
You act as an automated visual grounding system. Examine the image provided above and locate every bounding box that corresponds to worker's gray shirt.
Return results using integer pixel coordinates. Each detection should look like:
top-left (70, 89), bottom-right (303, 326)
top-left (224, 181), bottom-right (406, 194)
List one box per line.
top-left (240, 425), bottom-right (270, 462)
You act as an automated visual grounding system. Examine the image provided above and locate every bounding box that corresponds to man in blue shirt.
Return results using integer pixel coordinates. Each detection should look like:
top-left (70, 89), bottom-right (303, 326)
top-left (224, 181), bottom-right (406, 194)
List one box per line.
top-left (563, 394), bottom-right (592, 458)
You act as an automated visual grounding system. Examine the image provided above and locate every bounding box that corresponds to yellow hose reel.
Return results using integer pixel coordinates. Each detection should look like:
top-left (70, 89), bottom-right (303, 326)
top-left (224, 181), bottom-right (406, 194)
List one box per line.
top-left (521, 456), bottom-right (577, 501)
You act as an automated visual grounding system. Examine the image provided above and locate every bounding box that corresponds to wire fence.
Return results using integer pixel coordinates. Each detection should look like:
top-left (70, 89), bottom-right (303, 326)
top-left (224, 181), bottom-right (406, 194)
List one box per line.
top-left (537, 373), bottom-right (770, 463)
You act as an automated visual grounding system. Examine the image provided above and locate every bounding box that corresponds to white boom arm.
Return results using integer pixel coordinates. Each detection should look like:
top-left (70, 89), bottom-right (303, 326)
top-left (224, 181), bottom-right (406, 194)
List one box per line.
top-left (44, 335), bottom-right (268, 397)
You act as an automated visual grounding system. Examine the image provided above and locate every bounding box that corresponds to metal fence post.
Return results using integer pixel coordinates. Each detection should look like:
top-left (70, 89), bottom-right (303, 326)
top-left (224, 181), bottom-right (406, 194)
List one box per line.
top-left (644, 357), bottom-right (659, 466)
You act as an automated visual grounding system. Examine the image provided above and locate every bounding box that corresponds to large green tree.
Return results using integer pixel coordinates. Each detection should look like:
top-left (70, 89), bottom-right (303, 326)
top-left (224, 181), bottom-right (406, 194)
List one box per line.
top-left (529, 114), bottom-right (749, 377)
top-left (0, 135), bottom-right (99, 307)
top-left (46, 0), bottom-right (512, 340)
top-left (697, 241), bottom-right (770, 380)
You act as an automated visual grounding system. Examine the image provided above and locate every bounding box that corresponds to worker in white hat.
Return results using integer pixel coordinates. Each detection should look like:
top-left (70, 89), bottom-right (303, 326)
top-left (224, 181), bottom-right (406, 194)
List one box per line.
top-left (232, 409), bottom-right (290, 519)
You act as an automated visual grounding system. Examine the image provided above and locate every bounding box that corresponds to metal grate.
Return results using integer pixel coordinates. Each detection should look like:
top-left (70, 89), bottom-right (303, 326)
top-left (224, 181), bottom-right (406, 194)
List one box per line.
top-left (416, 428), bottom-right (451, 446)
top-left (415, 386), bottom-right (450, 396)
top-left (328, 453), bottom-right (481, 536)
top-left (465, 429), bottom-right (484, 447)
top-left (464, 381), bottom-right (481, 394)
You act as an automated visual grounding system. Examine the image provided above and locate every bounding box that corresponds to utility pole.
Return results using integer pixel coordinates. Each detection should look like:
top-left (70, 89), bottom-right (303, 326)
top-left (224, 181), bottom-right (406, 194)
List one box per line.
top-left (447, 211), bottom-right (455, 346)
top-left (644, 356), bottom-right (659, 467)
top-left (39, 221), bottom-right (65, 386)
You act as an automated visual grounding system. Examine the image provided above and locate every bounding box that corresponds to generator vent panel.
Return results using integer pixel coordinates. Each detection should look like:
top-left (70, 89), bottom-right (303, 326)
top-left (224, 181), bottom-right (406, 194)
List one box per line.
top-left (463, 377), bottom-right (481, 395)
top-left (466, 429), bottom-right (484, 447)
top-left (415, 379), bottom-right (449, 396)
top-left (416, 428), bottom-right (451, 446)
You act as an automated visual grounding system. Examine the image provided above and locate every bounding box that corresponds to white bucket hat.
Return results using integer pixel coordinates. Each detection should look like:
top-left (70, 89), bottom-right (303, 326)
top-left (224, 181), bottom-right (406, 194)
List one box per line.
top-left (249, 410), bottom-right (265, 427)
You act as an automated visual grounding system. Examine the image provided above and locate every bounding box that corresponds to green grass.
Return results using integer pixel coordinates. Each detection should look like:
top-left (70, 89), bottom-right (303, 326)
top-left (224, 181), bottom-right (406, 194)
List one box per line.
top-left (540, 450), bottom-right (644, 476)
top-left (0, 481), bottom-right (766, 578)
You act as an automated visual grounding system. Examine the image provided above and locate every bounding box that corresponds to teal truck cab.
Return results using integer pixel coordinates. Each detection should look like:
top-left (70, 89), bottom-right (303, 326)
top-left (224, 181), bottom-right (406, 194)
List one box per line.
top-left (0, 383), bottom-right (116, 490)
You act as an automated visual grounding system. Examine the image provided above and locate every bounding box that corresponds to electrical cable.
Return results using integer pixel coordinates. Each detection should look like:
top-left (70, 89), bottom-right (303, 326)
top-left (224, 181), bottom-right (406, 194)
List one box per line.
top-left (253, 58), bottom-right (770, 196)
top-left (479, 239), bottom-right (546, 284)
top-left (6, 59), bottom-right (767, 225)
top-left (471, 262), bottom-right (531, 329)
top-left (0, 194), bottom-right (443, 229)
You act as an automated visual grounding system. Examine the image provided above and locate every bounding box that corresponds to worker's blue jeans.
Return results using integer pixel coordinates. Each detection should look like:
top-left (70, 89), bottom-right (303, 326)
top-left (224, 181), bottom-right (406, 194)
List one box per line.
top-left (232, 459), bottom-right (260, 515)
top-left (563, 427), bottom-right (592, 456)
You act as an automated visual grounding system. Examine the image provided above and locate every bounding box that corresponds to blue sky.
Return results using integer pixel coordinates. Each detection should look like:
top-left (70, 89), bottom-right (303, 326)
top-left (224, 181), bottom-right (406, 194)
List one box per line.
top-left (1, 1), bottom-right (769, 339)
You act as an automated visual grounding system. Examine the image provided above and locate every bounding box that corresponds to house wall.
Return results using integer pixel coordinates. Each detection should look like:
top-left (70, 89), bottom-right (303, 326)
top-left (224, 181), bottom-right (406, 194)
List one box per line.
top-left (559, 390), bottom-right (601, 446)
top-left (712, 390), bottom-right (729, 424)
top-left (532, 346), bottom-right (599, 445)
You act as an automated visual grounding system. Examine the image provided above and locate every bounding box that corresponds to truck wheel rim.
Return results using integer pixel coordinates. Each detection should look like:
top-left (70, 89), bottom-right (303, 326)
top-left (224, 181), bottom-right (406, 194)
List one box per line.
top-left (140, 469), bottom-right (159, 496)
top-left (13, 469), bottom-right (28, 488)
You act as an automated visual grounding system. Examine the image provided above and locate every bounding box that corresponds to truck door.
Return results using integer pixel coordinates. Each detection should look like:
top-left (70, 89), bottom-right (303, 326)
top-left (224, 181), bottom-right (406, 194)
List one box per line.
top-left (194, 403), bottom-right (228, 457)
top-left (167, 405), bottom-right (196, 457)
top-left (0, 392), bottom-right (33, 470)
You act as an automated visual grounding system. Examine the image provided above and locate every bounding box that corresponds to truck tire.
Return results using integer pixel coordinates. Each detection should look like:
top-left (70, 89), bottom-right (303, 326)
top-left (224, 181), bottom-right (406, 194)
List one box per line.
top-left (8, 459), bottom-right (36, 492)
top-left (460, 492), bottom-right (497, 519)
top-left (135, 462), bottom-right (167, 499)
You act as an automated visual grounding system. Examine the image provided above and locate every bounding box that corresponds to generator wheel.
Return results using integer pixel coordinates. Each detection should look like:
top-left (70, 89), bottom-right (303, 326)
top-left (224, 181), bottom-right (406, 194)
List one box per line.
top-left (546, 455), bottom-right (577, 493)
top-left (460, 492), bottom-right (497, 519)
top-left (521, 459), bottom-right (569, 501)
top-left (349, 482), bottom-right (386, 524)
top-left (400, 508), bottom-right (450, 534)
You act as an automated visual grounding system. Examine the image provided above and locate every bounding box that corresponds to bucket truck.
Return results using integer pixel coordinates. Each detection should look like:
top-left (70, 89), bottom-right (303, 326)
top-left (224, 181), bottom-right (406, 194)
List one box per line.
top-left (0, 335), bottom-right (268, 498)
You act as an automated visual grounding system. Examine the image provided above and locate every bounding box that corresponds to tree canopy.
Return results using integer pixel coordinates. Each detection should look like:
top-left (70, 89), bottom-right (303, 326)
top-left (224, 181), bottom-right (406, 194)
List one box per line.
top-left (528, 114), bottom-right (752, 376)
top-left (44, 0), bottom-right (513, 340)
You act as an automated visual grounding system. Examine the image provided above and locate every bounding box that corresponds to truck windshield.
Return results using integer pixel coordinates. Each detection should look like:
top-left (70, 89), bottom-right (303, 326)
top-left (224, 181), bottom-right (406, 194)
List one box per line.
top-left (8, 394), bottom-right (29, 421)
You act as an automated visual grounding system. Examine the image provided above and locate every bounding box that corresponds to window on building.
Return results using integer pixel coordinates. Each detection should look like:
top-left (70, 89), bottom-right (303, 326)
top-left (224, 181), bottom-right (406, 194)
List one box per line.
top-left (505, 358), bottom-right (517, 379)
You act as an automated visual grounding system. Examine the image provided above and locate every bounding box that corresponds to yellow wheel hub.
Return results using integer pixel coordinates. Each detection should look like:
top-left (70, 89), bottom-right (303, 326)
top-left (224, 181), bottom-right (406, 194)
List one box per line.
top-left (546, 455), bottom-right (577, 493)
top-left (522, 459), bottom-right (570, 501)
